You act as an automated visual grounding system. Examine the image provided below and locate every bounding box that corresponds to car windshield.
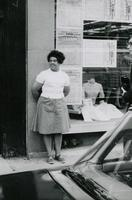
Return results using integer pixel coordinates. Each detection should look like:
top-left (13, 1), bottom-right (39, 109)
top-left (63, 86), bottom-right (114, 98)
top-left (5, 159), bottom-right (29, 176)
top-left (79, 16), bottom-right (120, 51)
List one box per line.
top-left (74, 112), bottom-right (132, 166)
top-left (102, 128), bottom-right (132, 188)
top-left (69, 128), bottom-right (132, 190)
top-left (62, 128), bottom-right (132, 200)
top-left (73, 127), bottom-right (113, 165)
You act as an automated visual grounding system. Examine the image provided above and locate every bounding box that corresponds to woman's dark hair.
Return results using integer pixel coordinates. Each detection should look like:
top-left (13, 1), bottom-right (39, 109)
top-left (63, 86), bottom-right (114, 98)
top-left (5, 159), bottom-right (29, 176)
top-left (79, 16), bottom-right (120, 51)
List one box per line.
top-left (47, 50), bottom-right (65, 64)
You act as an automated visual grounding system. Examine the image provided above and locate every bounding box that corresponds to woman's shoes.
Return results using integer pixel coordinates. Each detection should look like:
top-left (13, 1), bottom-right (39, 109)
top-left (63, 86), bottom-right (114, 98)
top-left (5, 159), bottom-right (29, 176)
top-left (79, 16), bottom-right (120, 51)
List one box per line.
top-left (47, 156), bottom-right (54, 164)
top-left (47, 155), bottom-right (65, 164)
top-left (54, 155), bottom-right (65, 163)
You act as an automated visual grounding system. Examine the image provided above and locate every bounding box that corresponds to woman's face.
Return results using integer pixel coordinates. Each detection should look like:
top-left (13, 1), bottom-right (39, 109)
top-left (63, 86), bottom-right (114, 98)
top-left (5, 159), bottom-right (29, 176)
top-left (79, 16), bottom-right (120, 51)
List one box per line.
top-left (89, 78), bottom-right (95, 84)
top-left (49, 56), bottom-right (60, 72)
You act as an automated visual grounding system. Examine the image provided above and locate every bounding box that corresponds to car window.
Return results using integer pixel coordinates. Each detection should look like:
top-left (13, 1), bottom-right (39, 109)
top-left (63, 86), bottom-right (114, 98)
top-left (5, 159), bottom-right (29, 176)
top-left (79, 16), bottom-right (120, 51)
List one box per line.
top-left (103, 129), bottom-right (132, 188)
top-left (104, 129), bottom-right (132, 161)
top-left (75, 130), bottom-right (112, 164)
top-left (104, 137), bottom-right (124, 160)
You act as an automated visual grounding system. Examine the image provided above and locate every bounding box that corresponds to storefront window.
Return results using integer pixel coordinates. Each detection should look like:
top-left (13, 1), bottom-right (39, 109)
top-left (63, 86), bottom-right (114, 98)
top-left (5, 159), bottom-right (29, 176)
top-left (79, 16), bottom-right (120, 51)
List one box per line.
top-left (55, 0), bottom-right (132, 120)
top-left (83, 21), bottom-right (132, 110)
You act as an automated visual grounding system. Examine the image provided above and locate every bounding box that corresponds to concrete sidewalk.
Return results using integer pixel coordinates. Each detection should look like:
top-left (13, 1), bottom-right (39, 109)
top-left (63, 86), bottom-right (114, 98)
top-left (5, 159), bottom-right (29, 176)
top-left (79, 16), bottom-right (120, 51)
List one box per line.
top-left (0, 146), bottom-right (89, 175)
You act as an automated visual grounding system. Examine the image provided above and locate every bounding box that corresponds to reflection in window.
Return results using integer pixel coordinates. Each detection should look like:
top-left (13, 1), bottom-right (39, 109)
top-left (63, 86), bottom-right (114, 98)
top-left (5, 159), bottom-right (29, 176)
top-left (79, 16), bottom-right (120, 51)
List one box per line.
top-left (83, 20), bottom-right (132, 110)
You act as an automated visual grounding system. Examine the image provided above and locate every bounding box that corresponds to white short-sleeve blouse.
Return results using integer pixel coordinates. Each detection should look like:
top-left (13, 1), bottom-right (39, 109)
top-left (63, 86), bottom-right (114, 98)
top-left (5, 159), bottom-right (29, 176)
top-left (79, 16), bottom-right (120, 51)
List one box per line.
top-left (36, 69), bottom-right (70, 99)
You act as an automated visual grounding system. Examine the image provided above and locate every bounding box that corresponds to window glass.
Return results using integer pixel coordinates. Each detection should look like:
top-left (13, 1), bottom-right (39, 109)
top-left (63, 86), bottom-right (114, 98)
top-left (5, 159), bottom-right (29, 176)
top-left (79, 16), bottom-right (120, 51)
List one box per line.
top-left (105, 130), bottom-right (132, 161)
top-left (104, 129), bottom-right (132, 187)
top-left (83, 21), bottom-right (132, 110)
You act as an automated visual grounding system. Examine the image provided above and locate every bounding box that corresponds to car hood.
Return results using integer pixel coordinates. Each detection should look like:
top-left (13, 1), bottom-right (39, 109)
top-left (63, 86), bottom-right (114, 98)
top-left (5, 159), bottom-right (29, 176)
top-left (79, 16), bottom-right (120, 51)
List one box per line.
top-left (0, 169), bottom-right (74, 200)
top-left (50, 166), bottom-right (132, 200)
top-left (49, 170), bottom-right (93, 200)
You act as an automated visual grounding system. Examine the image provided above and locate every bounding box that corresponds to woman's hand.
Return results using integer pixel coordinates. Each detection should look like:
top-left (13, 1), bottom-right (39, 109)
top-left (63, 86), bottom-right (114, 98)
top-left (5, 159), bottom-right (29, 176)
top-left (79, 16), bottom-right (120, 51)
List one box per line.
top-left (100, 100), bottom-right (105, 104)
top-left (121, 87), bottom-right (127, 96)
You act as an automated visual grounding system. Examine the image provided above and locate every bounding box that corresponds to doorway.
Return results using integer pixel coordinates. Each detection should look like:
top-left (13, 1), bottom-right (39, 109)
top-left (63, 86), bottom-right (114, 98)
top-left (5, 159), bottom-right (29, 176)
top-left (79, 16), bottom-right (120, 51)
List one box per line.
top-left (0, 0), bottom-right (26, 157)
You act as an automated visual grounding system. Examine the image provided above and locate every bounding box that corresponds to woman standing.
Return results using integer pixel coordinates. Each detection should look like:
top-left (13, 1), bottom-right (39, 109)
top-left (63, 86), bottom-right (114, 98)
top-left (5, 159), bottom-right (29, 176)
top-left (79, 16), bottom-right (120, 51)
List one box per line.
top-left (31, 50), bottom-right (70, 164)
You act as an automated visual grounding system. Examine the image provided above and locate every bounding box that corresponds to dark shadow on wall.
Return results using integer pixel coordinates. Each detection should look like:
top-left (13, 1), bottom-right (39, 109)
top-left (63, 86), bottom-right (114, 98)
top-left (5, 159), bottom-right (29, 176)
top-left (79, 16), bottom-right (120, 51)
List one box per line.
top-left (0, 0), bottom-right (26, 157)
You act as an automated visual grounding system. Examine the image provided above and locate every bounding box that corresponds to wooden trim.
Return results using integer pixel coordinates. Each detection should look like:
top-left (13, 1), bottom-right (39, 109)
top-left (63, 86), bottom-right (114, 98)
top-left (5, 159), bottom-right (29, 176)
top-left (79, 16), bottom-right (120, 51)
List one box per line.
top-left (65, 119), bottom-right (120, 134)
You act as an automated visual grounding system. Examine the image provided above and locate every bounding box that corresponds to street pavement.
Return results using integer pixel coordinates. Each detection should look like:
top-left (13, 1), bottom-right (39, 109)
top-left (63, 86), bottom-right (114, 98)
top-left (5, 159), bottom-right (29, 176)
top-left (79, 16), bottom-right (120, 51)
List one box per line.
top-left (0, 146), bottom-right (89, 175)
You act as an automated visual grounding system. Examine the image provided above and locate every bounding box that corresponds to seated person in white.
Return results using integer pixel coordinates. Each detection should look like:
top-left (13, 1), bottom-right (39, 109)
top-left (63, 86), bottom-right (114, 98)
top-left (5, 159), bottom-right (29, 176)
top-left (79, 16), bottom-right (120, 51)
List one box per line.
top-left (73, 77), bottom-right (123, 122)
top-left (71, 77), bottom-right (104, 113)
top-left (82, 77), bottom-right (123, 121)
top-left (83, 77), bottom-right (105, 105)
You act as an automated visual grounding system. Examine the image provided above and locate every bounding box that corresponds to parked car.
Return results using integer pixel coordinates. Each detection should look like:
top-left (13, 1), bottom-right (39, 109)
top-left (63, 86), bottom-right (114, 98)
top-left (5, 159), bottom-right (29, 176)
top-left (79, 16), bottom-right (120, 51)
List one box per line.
top-left (1, 108), bottom-right (132, 200)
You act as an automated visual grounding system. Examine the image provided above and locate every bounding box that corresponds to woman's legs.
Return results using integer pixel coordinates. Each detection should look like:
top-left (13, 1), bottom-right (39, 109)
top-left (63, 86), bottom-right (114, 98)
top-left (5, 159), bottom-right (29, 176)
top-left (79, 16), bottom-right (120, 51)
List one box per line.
top-left (43, 134), bottom-right (53, 158)
top-left (54, 133), bottom-right (62, 157)
top-left (54, 134), bottom-right (65, 162)
top-left (43, 133), bottom-right (64, 163)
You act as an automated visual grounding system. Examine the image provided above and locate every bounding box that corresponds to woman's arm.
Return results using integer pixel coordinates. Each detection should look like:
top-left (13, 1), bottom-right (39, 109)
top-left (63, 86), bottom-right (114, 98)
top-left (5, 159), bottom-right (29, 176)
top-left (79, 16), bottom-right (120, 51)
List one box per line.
top-left (31, 81), bottom-right (43, 101)
top-left (99, 85), bottom-right (105, 99)
top-left (98, 84), bottom-right (105, 103)
top-left (63, 86), bottom-right (70, 97)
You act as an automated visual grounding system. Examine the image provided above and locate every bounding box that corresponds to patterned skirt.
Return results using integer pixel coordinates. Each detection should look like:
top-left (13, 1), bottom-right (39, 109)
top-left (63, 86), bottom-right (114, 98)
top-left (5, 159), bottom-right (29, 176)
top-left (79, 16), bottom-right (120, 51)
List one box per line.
top-left (31, 96), bottom-right (70, 135)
